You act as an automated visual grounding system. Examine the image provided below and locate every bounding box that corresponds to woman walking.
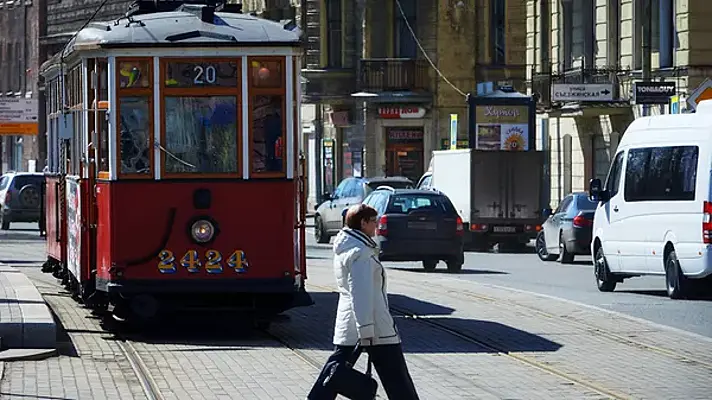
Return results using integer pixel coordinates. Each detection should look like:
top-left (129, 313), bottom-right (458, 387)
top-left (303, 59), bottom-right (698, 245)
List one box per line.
top-left (307, 204), bottom-right (420, 400)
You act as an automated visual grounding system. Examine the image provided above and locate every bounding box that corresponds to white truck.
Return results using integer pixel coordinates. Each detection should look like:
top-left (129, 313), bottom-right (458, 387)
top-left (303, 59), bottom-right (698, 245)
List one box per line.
top-left (424, 149), bottom-right (547, 251)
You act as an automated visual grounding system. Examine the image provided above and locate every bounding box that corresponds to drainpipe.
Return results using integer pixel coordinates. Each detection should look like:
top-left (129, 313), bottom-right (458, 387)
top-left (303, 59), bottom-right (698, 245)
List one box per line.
top-left (641, 0), bottom-right (652, 116)
top-left (557, 116), bottom-right (562, 204)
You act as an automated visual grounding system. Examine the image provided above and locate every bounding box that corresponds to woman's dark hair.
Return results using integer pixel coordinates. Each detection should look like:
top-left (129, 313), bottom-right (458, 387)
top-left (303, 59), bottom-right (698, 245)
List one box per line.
top-left (344, 204), bottom-right (378, 230)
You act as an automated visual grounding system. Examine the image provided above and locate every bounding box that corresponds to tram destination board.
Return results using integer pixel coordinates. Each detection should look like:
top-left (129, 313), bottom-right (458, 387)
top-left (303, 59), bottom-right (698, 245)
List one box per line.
top-left (165, 60), bottom-right (239, 87)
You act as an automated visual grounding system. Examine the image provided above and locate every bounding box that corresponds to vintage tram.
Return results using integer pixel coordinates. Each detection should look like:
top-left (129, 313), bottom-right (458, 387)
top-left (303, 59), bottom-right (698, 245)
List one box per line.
top-left (40, 0), bottom-right (312, 324)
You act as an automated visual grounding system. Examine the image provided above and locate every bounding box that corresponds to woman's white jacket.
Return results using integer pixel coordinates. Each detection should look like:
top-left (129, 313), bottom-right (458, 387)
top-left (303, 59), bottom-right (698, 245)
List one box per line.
top-left (332, 228), bottom-right (401, 346)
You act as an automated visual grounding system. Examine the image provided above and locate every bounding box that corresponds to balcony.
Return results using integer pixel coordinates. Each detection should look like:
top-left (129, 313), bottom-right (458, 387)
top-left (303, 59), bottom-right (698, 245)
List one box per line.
top-left (475, 64), bottom-right (528, 93)
top-left (301, 68), bottom-right (357, 103)
top-left (359, 59), bottom-right (430, 92)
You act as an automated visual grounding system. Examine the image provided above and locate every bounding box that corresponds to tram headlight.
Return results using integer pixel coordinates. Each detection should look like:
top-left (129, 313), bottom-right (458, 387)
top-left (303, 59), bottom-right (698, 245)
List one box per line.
top-left (190, 219), bottom-right (215, 243)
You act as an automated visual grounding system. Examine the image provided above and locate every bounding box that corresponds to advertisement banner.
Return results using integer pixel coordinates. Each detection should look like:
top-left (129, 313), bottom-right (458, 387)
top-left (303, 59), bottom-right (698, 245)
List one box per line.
top-left (66, 179), bottom-right (82, 280)
top-left (474, 105), bottom-right (529, 151)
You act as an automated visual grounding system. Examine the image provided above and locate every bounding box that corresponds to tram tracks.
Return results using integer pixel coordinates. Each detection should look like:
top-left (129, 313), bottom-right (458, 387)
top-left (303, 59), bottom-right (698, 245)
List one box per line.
top-left (390, 277), bottom-right (712, 372)
top-left (306, 282), bottom-right (640, 400)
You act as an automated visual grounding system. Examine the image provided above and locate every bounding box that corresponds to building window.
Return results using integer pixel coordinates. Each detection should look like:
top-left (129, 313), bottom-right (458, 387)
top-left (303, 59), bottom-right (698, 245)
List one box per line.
top-left (654, 0), bottom-right (675, 68)
top-left (607, 0), bottom-right (621, 67)
top-left (563, 0), bottom-right (595, 70)
top-left (491, 0), bottom-right (506, 65)
top-left (325, 0), bottom-right (342, 67)
top-left (394, 0), bottom-right (417, 58)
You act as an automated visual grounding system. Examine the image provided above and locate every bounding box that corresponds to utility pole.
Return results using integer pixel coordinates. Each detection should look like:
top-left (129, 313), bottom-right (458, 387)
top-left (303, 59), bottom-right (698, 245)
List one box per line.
top-left (641, 0), bottom-right (652, 116)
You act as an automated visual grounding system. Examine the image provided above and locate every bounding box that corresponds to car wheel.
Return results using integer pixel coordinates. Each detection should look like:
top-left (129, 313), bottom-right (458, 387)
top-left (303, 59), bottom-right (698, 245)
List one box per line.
top-left (422, 260), bottom-right (438, 271)
top-left (594, 246), bottom-right (617, 292)
top-left (536, 231), bottom-right (558, 261)
top-left (665, 250), bottom-right (688, 300)
top-left (314, 215), bottom-right (330, 244)
top-left (559, 233), bottom-right (574, 264)
top-left (19, 184), bottom-right (40, 209)
top-left (446, 259), bottom-right (463, 273)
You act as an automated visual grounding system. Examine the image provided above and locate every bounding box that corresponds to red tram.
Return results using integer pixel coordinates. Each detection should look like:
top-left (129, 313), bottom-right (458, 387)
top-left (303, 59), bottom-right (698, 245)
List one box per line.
top-left (40, 0), bottom-right (312, 324)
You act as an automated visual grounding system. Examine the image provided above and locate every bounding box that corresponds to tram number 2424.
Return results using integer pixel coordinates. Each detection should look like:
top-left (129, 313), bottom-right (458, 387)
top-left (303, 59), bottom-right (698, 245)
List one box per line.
top-left (157, 249), bottom-right (249, 274)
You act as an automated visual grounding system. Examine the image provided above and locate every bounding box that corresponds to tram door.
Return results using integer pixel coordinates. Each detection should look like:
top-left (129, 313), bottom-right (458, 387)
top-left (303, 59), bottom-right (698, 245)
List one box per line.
top-left (385, 127), bottom-right (424, 184)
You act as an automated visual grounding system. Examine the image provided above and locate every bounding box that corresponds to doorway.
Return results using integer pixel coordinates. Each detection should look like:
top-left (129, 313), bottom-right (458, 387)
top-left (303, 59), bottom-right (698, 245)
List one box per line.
top-left (385, 127), bottom-right (424, 183)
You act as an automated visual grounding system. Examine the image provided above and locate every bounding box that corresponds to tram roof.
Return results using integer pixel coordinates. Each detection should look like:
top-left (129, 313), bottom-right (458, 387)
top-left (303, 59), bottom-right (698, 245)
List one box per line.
top-left (42, 1), bottom-right (301, 73)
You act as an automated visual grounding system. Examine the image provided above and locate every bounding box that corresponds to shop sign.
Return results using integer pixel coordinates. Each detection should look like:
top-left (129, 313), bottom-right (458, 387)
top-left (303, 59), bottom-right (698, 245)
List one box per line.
top-left (387, 128), bottom-right (424, 143)
top-left (441, 139), bottom-right (468, 150)
top-left (378, 106), bottom-right (426, 119)
top-left (474, 105), bottom-right (529, 151)
top-left (632, 81), bottom-right (676, 105)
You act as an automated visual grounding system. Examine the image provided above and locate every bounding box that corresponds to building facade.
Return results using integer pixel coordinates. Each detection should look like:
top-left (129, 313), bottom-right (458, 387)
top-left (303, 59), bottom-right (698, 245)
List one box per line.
top-left (0, 0), bottom-right (43, 173)
top-left (302, 0), bottom-right (528, 197)
top-left (527, 0), bottom-right (712, 206)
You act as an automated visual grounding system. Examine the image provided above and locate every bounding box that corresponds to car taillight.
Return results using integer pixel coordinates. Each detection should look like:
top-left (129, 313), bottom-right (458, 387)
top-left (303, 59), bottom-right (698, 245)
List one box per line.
top-left (703, 201), bottom-right (712, 244)
top-left (573, 214), bottom-right (593, 228)
top-left (456, 216), bottom-right (464, 236)
top-left (376, 215), bottom-right (388, 236)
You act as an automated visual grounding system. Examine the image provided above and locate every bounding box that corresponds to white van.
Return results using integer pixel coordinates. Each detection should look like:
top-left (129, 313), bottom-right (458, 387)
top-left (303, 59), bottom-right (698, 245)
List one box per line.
top-left (589, 100), bottom-right (712, 299)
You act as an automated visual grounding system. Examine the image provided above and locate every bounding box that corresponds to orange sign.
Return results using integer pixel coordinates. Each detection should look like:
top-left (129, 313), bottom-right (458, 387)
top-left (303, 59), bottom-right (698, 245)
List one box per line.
top-left (0, 122), bottom-right (38, 135)
top-left (697, 87), bottom-right (712, 103)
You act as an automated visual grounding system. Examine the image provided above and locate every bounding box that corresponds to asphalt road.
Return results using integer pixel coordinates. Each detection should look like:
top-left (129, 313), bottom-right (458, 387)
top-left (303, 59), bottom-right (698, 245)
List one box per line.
top-left (305, 220), bottom-right (712, 338)
top-left (2, 221), bottom-right (711, 338)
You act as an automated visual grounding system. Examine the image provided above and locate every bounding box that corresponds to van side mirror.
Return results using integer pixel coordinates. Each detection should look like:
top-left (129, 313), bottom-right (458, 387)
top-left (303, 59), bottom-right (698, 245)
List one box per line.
top-left (542, 208), bottom-right (553, 218)
top-left (322, 192), bottom-right (332, 202)
top-left (588, 178), bottom-right (609, 202)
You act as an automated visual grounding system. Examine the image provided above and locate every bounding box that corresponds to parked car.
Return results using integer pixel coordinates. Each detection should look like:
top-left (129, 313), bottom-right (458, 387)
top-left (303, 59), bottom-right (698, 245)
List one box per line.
top-left (535, 192), bottom-right (596, 263)
top-left (415, 171), bottom-right (434, 191)
top-left (314, 176), bottom-right (413, 243)
top-left (589, 100), bottom-right (712, 299)
top-left (0, 172), bottom-right (45, 230)
top-left (362, 187), bottom-right (464, 272)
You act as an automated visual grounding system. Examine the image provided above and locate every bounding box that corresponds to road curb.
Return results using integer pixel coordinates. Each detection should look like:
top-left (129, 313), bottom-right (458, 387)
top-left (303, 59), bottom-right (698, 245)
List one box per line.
top-left (0, 264), bottom-right (57, 350)
top-left (0, 348), bottom-right (58, 362)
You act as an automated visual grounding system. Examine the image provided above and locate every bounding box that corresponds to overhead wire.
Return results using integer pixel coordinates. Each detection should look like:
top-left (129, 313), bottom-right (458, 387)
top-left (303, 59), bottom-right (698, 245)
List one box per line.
top-left (394, 0), bottom-right (467, 98)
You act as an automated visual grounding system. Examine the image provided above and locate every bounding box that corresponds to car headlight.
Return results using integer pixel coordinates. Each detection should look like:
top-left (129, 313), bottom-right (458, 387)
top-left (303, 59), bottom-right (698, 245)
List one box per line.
top-left (190, 219), bottom-right (215, 243)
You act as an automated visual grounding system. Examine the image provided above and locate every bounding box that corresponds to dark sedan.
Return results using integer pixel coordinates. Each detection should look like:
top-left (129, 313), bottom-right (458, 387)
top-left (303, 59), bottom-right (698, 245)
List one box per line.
top-left (361, 188), bottom-right (465, 273)
top-left (536, 192), bottom-right (597, 264)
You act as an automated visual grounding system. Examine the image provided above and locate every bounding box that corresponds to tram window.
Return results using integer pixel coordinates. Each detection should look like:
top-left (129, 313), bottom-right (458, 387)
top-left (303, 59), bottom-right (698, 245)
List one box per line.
top-left (251, 95), bottom-right (284, 174)
top-left (97, 59), bottom-right (110, 174)
top-left (118, 60), bottom-right (151, 89)
top-left (250, 60), bottom-right (283, 88)
top-left (118, 97), bottom-right (152, 175)
top-left (163, 96), bottom-right (239, 174)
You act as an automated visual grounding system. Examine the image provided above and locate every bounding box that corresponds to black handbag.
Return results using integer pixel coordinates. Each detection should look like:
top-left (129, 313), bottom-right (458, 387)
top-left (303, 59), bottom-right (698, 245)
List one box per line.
top-left (322, 345), bottom-right (378, 400)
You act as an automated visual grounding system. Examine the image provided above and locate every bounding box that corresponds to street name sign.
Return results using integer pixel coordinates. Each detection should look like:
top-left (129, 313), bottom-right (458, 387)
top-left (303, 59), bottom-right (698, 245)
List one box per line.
top-left (552, 83), bottom-right (614, 102)
top-left (632, 81), bottom-right (676, 104)
top-left (0, 98), bottom-right (39, 135)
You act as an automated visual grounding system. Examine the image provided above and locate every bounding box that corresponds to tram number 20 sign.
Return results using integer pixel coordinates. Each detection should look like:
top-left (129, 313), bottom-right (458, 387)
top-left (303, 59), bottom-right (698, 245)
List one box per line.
top-left (157, 249), bottom-right (249, 274)
top-left (165, 61), bottom-right (238, 88)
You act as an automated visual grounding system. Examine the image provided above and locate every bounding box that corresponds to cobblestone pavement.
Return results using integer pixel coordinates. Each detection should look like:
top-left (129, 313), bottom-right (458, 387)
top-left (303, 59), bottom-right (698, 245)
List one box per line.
top-left (2, 235), bottom-right (711, 399)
